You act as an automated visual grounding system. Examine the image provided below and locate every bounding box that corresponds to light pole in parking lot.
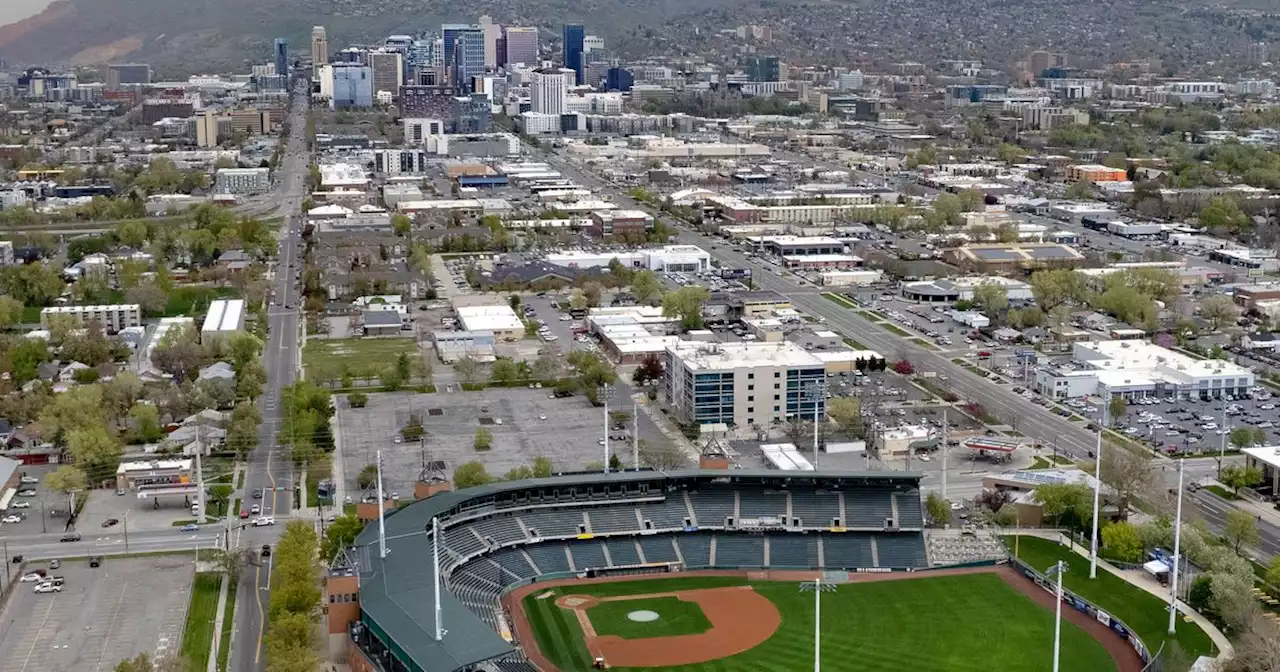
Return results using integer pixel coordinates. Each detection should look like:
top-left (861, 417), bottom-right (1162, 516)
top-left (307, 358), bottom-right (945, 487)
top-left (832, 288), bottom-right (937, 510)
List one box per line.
top-left (599, 385), bottom-right (615, 473)
top-left (1217, 403), bottom-right (1228, 479)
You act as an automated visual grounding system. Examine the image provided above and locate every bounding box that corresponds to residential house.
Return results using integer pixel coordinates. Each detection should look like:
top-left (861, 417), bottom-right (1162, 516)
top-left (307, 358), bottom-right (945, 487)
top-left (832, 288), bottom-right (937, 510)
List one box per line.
top-left (362, 310), bottom-right (404, 336)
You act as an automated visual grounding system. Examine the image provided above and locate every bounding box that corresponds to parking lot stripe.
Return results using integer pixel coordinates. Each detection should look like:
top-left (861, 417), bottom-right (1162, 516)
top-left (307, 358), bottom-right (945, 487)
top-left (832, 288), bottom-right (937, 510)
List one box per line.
top-left (19, 595), bottom-right (58, 672)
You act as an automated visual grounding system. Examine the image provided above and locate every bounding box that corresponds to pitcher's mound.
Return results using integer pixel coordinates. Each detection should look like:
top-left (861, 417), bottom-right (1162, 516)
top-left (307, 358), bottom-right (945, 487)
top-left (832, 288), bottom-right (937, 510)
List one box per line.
top-left (627, 610), bottom-right (660, 622)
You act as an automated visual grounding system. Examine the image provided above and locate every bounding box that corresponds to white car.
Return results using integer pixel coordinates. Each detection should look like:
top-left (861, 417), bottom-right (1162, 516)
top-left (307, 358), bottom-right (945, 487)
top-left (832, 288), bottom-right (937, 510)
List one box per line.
top-left (2, 515), bottom-right (21, 523)
top-left (558, 315), bottom-right (572, 322)
top-left (33, 582), bottom-right (61, 594)
top-left (11, 501), bottom-right (29, 509)
top-left (252, 517), bottom-right (276, 527)
top-left (19, 476), bottom-right (37, 484)
top-left (19, 572), bottom-right (45, 582)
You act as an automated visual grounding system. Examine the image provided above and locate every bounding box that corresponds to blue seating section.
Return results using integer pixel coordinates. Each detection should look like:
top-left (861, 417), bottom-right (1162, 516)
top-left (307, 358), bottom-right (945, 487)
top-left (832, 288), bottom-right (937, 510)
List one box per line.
top-left (587, 506), bottom-right (639, 533)
top-left (714, 535), bottom-right (765, 567)
top-left (471, 515), bottom-right (526, 545)
top-left (636, 498), bottom-right (690, 530)
top-left (844, 488), bottom-right (894, 527)
top-left (521, 510), bottom-right (583, 538)
top-left (769, 534), bottom-right (818, 568)
top-left (524, 543), bottom-right (571, 574)
top-left (790, 491), bottom-right (840, 527)
top-left (687, 490), bottom-right (735, 526)
top-left (567, 540), bottom-right (608, 570)
top-left (675, 533), bottom-right (713, 567)
top-left (877, 533), bottom-right (929, 568)
top-left (822, 533), bottom-right (875, 569)
top-left (895, 492), bottom-right (925, 527)
top-left (738, 490), bottom-right (787, 519)
top-left (638, 536), bottom-right (679, 563)
top-left (603, 537), bottom-right (641, 566)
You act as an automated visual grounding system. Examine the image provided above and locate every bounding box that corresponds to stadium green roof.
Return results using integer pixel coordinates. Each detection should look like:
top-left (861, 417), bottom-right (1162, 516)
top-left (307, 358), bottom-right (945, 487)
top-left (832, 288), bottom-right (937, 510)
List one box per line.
top-left (351, 468), bottom-right (921, 672)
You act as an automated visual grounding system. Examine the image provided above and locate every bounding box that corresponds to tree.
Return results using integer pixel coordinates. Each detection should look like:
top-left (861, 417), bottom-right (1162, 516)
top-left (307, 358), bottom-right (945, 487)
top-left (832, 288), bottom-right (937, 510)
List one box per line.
top-left (226, 402), bottom-right (261, 458)
top-left (126, 281), bottom-right (168, 315)
top-left (1100, 521), bottom-right (1144, 562)
top-left (1029, 269), bottom-right (1087, 312)
top-left (128, 402), bottom-right (164, 443)
top-left (1199, 196), bottom-right (1251, 232)
top-left (1097, 445), bottom-right (1152, 521)
top-left (0, 294), bottom-right (23, 330)
top-left (826, 396), bottom-right (863, 438)
top-left (44, 465), bottom-right (87, 497)
top-left (1065, 180), bottom-right (1094, 200)
top-left (1230, 427), bottom-right (1257, 449)
top-left (661, 286), bottom-right (710, 331)
top-left (569, 288), bottom-right (588, 310)
top-left (532, 456), bottom-right (554, 478)
top-left (1108, 395), bottom-right (1127, 426)
top-left (1033, 483), bottom-right (1093, 539)
top-left (391, 213), bottom-right (411, 237)
top-left (347, 392), bottom-right (368, 408)
top-left (1224, 509), bottom-right (1261, 555)
top-left (925, 492), bottom-right (951, 526)
top-left (320, 514), bottom-right (363, 561)
top-left (637, 438), bottom-right (689, 469)
top-left (972, 282), bottom-right (1009, 317)
top-left (453, 461), bottom-right (491, 488)
top-left (632, 352), bottom-right (665, 386)
top-left (151, 323), bottom-right (207, 381)
top-left (41, 384), bottom-right (107, 439)
top-left (490, 357), bottom-right (519, 385)
top-left (630, 270), bottom-right (663, 304)
top-left (892, 360), bottom-right (914, 375)
top-left (357, 464), bottom-right (379, 489)
top-left (533, 346), bottom-right (564, 381)
top-left (474, 428), bottom-right (493, 451)
top-left (1200, 295), bottom-right (1239, 331)
top-left (1221, 464), bottom-right (1264, 496)
top-left (454, 356), bottom-right (481, 385)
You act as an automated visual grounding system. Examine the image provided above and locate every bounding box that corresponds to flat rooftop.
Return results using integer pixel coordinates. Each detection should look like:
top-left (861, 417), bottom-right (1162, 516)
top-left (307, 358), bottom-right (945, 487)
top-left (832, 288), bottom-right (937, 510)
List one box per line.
top-left (668, 340), bottom-right (825, 371)
top-left (456, 304), bottom-right (523, 332)
top-left (1075, 339), bottom-right (1253, 381)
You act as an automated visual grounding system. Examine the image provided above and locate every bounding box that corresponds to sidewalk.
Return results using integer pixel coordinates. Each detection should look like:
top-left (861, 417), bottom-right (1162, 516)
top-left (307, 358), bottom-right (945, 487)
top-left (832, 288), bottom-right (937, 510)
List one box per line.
top-left (632, 392), bottom-right (698, 460)
top-left (1018, 529), bottom-right (1234, 658)
top-left (206, 574), bottom-right (229, 672)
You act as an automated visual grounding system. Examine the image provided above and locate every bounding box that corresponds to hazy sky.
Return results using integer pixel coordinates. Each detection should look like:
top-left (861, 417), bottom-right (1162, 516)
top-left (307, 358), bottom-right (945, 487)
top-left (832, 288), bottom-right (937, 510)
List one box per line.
top-left (0, 0), bottom-right (57, 28)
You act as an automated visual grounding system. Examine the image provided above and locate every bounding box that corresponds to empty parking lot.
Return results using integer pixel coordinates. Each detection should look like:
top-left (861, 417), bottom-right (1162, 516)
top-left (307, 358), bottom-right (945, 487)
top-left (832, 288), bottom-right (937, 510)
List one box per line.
top-left (338, 387), bottom-right (610, 495)
top-left (0, 556), bottom-right (192, 672)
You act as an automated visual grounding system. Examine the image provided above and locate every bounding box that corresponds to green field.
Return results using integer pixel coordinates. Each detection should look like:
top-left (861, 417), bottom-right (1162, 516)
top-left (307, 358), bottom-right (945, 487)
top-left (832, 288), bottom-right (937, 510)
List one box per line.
top-left (1008, 536), bottom-right (1215, 659)
top-left (181, 572), bottom-right (222, 671)
top-left (302, 337), bottom-right (418, 380)
top-left (587, 596), bottom-right (712, 639)
top-left (523, 573), bottom-right (1117, 672)
top-left (164, 286), bottom-right (240, 317)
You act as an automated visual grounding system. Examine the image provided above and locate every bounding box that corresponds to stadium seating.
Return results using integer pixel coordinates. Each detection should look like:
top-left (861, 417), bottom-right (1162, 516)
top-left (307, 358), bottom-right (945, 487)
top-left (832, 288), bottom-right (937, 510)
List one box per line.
top-left (687, 490), bottom-right (735, 527)
top-left (789, 490), bottom-right (841, 528)
top-left (520, 509), bottom-right (584, 538)
top-left (524, 543), bottom-right (572, 575)
top-left (586, 506), bottom-right (640, 534)
top-left (714, 534), bottom-right (765, 567)
top-left (738, 490), bottom-right (788, 519)
top-left (471, 515), bottom-right (527, 546)
top-left (445, 525), bottom-right (486, 558)
top-left (894, 491), bottom-right (926, 527)
top-left (768, 534), bottom-right (819, 568)
top-left (876, 533), bottom-right (930, 568)
top-left (490, 547), bottom-right (537, 581)
top-left (603, 537), bottom-right (642, 566)
top-left (674, 533), bottom-right (713, 566)
top-left (927, 531), bottom-right (1005, 565)
top-left (822, 533), bottom-right (876, 569)
top-left (567, 540), bottom-right (609, 570)
top-left (843, 488), bottom-right (896, 527)
top-left (638, 535), bottom-right (680, 563)
top-left (636, 498), bottom-right (691, 530)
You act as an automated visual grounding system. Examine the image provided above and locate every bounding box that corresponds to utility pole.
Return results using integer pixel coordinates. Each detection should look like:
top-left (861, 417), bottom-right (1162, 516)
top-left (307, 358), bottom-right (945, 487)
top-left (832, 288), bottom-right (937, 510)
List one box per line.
top-left (123, 511), bottom-right (130, 554)
top-left (1048, 561), bottom-right (1067, 672)
top-left (941, 408), bottom-right (948, 501)
top-left (633, 399), bottom-right (639, 470)
top-left (196, 448), bottom-right (207, 524)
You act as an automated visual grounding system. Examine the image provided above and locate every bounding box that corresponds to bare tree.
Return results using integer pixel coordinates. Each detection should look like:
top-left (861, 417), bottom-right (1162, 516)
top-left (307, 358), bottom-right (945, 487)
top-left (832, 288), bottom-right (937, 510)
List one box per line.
top-left (1098, 444), bottom-right (1155, 521)
top-left (638, 439), bottom-right (689, 470)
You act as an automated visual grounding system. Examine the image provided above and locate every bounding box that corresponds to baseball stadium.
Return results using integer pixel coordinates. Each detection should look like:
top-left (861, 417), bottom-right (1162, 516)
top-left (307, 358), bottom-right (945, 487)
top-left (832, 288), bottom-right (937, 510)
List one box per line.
top-left (334, 470), bottom-right (1161, 672)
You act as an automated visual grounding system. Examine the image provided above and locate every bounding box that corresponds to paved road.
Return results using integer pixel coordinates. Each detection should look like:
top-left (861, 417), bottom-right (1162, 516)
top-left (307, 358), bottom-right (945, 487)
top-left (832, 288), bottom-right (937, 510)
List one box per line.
top-left (0, 527), bottom-right (224, 568)
top-left (229, 81), bottom-right (310, 672)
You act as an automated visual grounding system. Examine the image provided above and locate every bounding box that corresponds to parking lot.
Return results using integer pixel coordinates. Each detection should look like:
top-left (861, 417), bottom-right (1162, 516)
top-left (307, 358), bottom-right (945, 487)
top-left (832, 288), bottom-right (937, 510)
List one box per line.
top-left (0, 556), bottom-right (191, 672)
top-left (1, 464), bottom-right (75, 536)
top-left (337, 386), bottom-right (623, 495)
top-left (1066, 388), bottom-right (1280, 454)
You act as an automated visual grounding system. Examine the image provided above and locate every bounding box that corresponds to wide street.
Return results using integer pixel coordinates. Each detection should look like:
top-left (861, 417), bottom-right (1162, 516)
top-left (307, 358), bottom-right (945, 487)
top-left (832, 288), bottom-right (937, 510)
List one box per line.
top-left (228, 79), bottom-right (310, 672)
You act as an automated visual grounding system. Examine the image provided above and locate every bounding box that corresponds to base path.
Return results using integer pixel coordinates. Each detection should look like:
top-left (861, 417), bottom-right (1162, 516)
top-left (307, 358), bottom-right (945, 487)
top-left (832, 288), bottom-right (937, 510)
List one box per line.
top-left (503, 566), bottom-right (1144, 672)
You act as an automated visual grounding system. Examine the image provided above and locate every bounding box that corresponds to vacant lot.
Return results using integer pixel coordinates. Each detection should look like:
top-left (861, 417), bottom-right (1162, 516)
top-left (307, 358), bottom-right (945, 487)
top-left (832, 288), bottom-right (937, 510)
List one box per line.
top-left (0, 556), bottom-right (192, 672)
top-left (303, 337), bottom-right (419, 381)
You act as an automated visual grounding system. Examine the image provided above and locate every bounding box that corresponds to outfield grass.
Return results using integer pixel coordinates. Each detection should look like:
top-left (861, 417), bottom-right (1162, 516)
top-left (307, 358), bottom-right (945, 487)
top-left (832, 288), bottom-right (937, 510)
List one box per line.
top-left (523, 574), bottom-right (1116, 672)
top-left (181, 572), bottom-right (222, 671)
top-left (587, 596), bottom-right (712, 639)
top-left (302, 337), bottom-right (418, 380)
top-left (1008, 536), bottom-right (1215, 659)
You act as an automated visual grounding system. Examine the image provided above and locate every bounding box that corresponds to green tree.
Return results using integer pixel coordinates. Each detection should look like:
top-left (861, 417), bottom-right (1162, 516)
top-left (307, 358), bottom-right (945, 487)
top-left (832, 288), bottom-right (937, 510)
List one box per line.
top-left (357, 464), bottom-right (379, 489)
top-left (44, 465), bottom-right (87, 497)
top-left (1033, 483), bottom-right (1093, 539)
top-left (320, 515), bottom-right (364, 561)
top-left (1199, 295), bottom-right (1239, 331)
top-left (826, 396), bottom-right (863, 438)
top-left (1221, 464), bottom-right (1264, 496)
top-left (1100, 521), bottom-right (1144, 562)
top-left (0, 294), bottom-right (23, 329)
top-left (347, 392), bottom-right (368, 408)
top-left (1065, 180), bottom-right (1095, 200)
top-left (1108, 396), bottom-right (1127, 426)
top-left (454, 356), bottom-right (481, 385)
top-left (532, 456), bottom-right (553, 478)
top-left (128, 402), bottom-right (164, 443)
top-left (1198, 196), bottom-right (1251, 232)
top-left (662, 286), bottom-right (711, 331)
top-left (1230, 427), bottom-right (1257, 449)
top-left (1224, 509), bottom-right (1261, 554)
top-left (490, 358), bottom-right (519, 385)
top-left (474, 428), bottom-right (493, 451)
top-left (67, 426), bottom-right (122, 483)
top-left (391, 213), bottom-right (411, 237)
top-left (972, 282), bottom-right (1009, 317)
top-left (925, 492), bottom-right (950, 526)
top-left (1029, 269), bottom-right (1087, 312)
top-left (453, 461), bottom-right (491, 488)
top-left (630, 270), bottom-right (663, 304)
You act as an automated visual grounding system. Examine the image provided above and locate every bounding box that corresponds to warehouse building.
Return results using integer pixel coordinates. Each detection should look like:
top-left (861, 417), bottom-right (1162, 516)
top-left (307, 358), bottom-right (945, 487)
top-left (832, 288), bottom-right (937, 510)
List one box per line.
top-left (455, 304), bottom-right (524, 341)
top-left (201, 299), bottom-right (245, 342)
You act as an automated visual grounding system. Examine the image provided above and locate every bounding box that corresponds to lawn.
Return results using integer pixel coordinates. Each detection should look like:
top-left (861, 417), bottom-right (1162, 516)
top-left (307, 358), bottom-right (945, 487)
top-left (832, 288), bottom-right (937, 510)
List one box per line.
top-left (821, 293), bottom-right (858, 309)
top-left (164, 286), bottom-right (240, 317)
top-left (302, 337), bottom-right (418, 380)
top-left (587, 596), bottom-right (712, 639)
top-left (181, 572), bottom-right (223, 671)
top-left (216, 581), bottom-right (237, 671)
top-left (523, 573), bottom-right (1116, 672)
top-left (1007, 536), bottom-right (1215, 660)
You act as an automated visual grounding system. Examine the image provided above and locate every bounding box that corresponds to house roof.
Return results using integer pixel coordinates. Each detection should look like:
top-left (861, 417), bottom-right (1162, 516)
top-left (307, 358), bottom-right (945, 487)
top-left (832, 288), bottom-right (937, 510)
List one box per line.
top-left (362, 311), bottom-right (403, 327)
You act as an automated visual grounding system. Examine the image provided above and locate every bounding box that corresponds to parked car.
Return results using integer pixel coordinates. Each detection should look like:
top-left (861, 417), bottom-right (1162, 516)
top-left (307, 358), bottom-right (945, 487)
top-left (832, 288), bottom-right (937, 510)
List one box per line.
top-left (33, 582), bottom-right (61, 594)
top-left (11, 501), bottom-right (28, 509)
top-left (16, 489), bottom-right (36, 497)
top-left (20, 570), bottom-right (46, 582)
top-left (261, 544), bottom-right (272, 557)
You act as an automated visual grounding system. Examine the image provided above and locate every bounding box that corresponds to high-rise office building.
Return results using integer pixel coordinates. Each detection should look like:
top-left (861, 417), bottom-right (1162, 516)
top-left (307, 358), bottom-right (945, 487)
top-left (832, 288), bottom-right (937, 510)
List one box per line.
top-left (330, 63), bottom-right (373, 109)
top-left (503, 27), bottom-right (539, 67)
top-left (442, 24), bottom-right (485, 90)
top-left (563, 24), bottom-right (585, 85)
top-left (1027, 50), bottom-right (1067, 77)
top-left (583, 35), bottom-right (604, 54)
top-left (453, 93), bottom-right (492, 133)
top-left (479, 15), bottom-right (502, 68)
top-left (606, 67), bottom-right (634, 92)
top-left (530, 68), bottom-right (573, 114)
top-left (311, 26), bottom-right (329, 77)
top-left (274, 39), bottom-right (289, 79)
top-left (369, 50), bottom-right (404, 97)
top-left (104, 63), bottom-right (151, 90)
top-left (742, 56), bottom-right (780, 82)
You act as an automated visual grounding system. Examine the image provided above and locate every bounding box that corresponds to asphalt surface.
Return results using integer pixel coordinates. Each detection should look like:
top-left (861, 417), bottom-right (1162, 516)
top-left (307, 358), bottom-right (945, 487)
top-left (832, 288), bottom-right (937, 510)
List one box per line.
top-left (228, 80), bottom-right (310, 672)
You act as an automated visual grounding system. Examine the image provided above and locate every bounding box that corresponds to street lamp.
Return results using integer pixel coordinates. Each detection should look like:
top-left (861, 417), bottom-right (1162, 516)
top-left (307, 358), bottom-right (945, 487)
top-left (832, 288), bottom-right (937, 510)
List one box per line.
top-left (803, 380), bottom-right (826, 470)
top-left (1045, 560), bottom-right (1068, 672)
top-left (598, 384), bottom-right (615, 473)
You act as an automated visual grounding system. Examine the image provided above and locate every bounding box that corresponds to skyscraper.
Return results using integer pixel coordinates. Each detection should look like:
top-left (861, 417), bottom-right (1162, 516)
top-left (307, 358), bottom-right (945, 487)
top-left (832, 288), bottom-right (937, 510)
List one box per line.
top-left (369, 49), bottom-right (404, 96)
top-left (311, 26), bottom-right (329, 77)
top-left (530, 68), bottom-right (573, 114)
top-left (504, 27), bottom-right (539, 67)
top-left (274, 39), bottom-right (289, 78)
top-left (479, 14), bottom-right (502, 68)
top-left (330, 62), bottom-right (373, 109)
top-left (442, 24), bottom-right (485, 90)
top-left (563, 24), bottom-right (585, 85)
top-left (742, 55), bottom-right (780, 82)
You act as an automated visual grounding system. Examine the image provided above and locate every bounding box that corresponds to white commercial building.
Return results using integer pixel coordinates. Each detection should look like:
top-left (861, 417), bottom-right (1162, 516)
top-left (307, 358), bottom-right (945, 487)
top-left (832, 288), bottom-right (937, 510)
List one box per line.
top-left (41, 304), bottom-right (142, 332)
top-left (901, 276), bottom-right (1033, 303)
top-left (319, 163), bottom-right (370, 189)
top-left (214, 167), bottom-right (270, 194)
top-left (1034, 339), bottom-right (1255, 401)
top-left (529, 68), bottom-right (573, 115)
top-left (544, 245), bottom-right (711, 272)
top-left (819, 270), bottom-right (883, 286)
top-left (455, 304), bottom-right (525, 341)
top-left (201, 299), bottom-right (245, 342)
top-left (662, 341), bottom-right (826, 429)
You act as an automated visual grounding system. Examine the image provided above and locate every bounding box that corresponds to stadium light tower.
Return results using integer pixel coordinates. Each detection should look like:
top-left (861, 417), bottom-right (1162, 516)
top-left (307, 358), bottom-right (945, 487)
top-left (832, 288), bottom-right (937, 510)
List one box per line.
top-left (1089, 405), bottom-right (1106, 579)
top-left (799, 578), bottom-right (835, 672)
top-left (376, 450), bottom-right (387, 559)
top-left (1168, 458), bottom-right (1185, 635)
top-left (599, 384), bottom-right (615, 473)
top-left (803, 380), bottom-right (826, 470)
top-left (1046, 560), bottom-right (1067, 672)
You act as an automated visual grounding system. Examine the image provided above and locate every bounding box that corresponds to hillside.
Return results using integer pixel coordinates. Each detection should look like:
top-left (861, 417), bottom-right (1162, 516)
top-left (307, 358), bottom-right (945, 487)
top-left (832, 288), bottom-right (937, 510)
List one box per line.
top-left (1, 0), bottom-right (1279, 77)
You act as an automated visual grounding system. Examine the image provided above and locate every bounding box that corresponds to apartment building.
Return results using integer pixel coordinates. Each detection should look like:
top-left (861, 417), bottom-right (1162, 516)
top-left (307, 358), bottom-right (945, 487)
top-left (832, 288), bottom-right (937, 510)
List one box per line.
top-left (41, 304), bottom-right (143, 332)
top-left (214, 168), bottom-right (271, 194)
top-left (663, 341), bottom-right (826, 428)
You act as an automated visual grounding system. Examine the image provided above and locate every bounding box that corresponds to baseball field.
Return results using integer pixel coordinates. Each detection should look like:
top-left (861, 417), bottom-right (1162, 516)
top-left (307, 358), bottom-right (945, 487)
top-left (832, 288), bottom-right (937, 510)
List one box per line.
top-left (508, 567), bottom-right (1144, 672)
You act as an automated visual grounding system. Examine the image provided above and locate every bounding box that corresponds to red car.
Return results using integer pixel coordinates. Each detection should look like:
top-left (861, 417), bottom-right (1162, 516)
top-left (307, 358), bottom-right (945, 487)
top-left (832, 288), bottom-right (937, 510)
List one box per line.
top-left (239, 509), bottom-right (249, 519)
top-left (977, 351), bottom-right (992, 358)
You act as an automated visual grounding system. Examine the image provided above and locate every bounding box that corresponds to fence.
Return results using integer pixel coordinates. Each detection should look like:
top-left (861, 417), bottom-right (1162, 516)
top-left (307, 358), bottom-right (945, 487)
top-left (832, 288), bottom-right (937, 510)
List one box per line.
top-left (1009, 556), bottom-right (1165, 672)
